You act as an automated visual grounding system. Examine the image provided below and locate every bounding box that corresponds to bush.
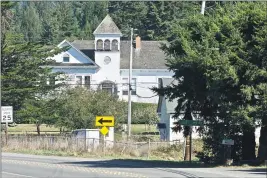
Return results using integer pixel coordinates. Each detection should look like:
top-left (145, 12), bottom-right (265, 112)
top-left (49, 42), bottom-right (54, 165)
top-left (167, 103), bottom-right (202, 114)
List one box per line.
top-left (51, 87), bottom-right (128, 130)
top-left (131, 102), bottom-right (159, 124)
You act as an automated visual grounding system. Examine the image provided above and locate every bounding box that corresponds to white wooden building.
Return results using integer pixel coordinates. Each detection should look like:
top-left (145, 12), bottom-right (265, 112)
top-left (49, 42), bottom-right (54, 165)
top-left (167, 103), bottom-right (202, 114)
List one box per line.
top-left (49, 14), bottom-right (174, 104)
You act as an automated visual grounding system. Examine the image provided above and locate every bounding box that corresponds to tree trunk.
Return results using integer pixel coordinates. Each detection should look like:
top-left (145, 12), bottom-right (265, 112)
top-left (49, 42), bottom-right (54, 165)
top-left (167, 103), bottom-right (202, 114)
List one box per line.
top-left (242, 126), bottom-right (256, 160)
top-left (184, 134), bottom-right (191, 161)
top-left (184, 125), bottom-right (192, 161)
top-left (258, 118), bottom-right (267, 162)
top-left (183, 103), bottom-right (193, 161)
top-left (36, 121), bottom-right (41, 136)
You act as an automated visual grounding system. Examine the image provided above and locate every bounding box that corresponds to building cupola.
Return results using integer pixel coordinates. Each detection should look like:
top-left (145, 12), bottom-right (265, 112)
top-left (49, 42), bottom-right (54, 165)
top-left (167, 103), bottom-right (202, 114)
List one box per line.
top-left (93, 14), bottom-right (122, 51)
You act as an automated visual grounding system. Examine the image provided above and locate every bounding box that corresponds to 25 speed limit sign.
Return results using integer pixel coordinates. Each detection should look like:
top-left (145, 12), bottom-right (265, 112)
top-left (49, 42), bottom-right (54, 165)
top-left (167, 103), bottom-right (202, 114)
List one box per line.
top-left (1, 106), bottom-right (13, 123)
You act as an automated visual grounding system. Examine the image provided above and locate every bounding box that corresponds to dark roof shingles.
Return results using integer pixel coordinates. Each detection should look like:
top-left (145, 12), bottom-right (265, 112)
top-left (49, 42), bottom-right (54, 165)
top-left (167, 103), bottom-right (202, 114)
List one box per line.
top-left (120, 41), bottom-right (168, 69)
top-left (93, 15), bottom-right (122, 35)
top-left (71, 40), bottom-right (168, 69)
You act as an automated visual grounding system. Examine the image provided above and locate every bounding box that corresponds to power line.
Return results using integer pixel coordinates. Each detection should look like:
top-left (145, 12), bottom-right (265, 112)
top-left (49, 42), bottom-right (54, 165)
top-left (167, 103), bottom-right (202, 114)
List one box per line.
top-left (136, 94), bottom-right (158, 98)
top-left (61, 83), bottom-right (158, 90)
top-left (52, 83), bottom-right (160, 97)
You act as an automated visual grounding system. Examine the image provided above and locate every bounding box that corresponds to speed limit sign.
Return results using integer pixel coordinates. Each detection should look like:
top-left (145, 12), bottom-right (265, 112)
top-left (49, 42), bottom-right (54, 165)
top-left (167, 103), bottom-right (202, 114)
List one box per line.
top-left (1, 106), bottom-right (13, 123)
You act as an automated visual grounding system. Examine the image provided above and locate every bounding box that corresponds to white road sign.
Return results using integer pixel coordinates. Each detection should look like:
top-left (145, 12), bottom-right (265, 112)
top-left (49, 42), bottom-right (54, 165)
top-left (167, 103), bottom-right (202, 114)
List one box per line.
top-left (1, 106), bottom-right (13, 123)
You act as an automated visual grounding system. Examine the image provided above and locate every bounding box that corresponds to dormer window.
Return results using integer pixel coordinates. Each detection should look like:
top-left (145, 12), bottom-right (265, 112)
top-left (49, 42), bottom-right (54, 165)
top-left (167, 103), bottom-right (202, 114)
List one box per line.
top-left (104, 40), bottom-right (111, 51)
top-left (63, 54), bottom-right (69, 62)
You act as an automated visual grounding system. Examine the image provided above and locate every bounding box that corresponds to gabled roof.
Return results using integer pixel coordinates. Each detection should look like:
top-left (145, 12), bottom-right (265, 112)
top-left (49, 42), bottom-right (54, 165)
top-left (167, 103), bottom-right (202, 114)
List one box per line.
top-left (70, 40), bottom-right (169, 69)
top-left (57, 40), bottom-right (99, 68)
top-left (157, 78), bottom-right (179, 114)
top-left (93, 14), bottom-right (122, 35)
top-left (120, 41), bottom-right (168, 69)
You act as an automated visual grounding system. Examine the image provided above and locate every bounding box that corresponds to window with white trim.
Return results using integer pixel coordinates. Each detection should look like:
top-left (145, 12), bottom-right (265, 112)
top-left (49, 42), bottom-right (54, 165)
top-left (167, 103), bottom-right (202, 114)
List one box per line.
top-left (76, 76), bottom-right (82, 85)
top-left (101, 82), bottom-right (114, 94)
top-left (122, 78), bottom-right (136, 95)
top-left (131, 78), bottom-right (137, 95)
top-left (122, 78), bottom-right (128, 95)
top-left (158, 78), bottom-right (162, 88)
top-left (85, 76), bottom-right (90, 89)
top-left (99, 81), bottom-right (117, 96)
top-left (63, 54), bottom-right (70, 62)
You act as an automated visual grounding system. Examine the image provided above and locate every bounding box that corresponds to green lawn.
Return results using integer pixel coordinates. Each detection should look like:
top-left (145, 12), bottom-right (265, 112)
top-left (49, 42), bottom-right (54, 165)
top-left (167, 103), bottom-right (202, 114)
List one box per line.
top-left (4, 124), bottom-right (158, 135)
top-left (131, 124), bottom-right (157, 134)
top-left (4, 124), bottom-right (60, 133)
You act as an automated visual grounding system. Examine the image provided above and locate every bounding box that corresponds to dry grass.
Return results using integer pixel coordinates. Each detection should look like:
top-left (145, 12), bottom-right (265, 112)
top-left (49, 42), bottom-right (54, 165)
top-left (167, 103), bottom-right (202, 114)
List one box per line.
top-left (7, 124), bottom-right (60, 132)
top-left (4, 124), bottom-right (157, 135)
top-left (3, 124), bottom-right (61, 135)
top-left (2, 135), bottom-right (202, 161)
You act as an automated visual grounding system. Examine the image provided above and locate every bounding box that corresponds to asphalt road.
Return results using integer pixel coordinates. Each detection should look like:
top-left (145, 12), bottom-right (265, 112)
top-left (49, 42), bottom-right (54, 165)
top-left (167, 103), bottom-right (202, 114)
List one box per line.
top-left (2, 153), bottom-right (266, 178)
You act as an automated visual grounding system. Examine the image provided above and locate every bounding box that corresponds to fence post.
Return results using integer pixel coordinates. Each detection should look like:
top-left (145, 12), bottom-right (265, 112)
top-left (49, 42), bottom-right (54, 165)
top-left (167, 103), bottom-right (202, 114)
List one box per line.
top-left (84, 137), bottom-right (87, 152)
top-left (147, 139), bottom-right (151, 160)
top-left (103, 135), bottom-right (106, 156)
top-left (92, 138), bottom-right (95, 152)
top-left (5, 121), bottom-right (8, 146)
top-left (183, 137), bottom-right (186, 159)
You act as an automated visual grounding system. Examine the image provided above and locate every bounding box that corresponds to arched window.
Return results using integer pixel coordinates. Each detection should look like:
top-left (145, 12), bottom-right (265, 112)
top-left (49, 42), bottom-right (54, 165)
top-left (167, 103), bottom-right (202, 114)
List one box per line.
top-left (96, 40), bottom-right (103, 50)
top-left (99, 80), bottom-right (117, 95)
top-left (112, 40), bottom-right (119, 51)
top-left (104, 39), bottom-right (111, 51)
top-left (63, 53), bottom-right (69, 62)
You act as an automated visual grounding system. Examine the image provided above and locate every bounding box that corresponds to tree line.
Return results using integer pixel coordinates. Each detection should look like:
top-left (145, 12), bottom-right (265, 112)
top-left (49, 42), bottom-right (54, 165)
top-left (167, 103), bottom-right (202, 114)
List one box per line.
top-left (8, 1), bottom-right (209, 44)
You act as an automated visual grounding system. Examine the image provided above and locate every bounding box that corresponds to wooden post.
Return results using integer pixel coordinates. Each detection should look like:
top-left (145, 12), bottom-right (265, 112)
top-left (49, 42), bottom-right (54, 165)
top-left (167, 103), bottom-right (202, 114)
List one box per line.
top-left (5, 121), bottom-right (8, 145)
top-left (103, 135), bottom-right (106, 156)
top-left (147, 139), bottom-right (151, 159)
top-left (183, 137), bottom-right (186, 159)
top-left (189, 127), bottom-right (192, 163)
top-left (92, 138), bottom-right (95, 151)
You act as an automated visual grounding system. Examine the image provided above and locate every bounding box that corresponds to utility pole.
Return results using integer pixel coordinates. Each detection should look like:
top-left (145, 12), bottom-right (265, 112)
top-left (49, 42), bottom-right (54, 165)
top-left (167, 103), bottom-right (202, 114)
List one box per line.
top-left (201, 1), bottom-right (206, 15)
top-left (127, 28), bottom-right (133, 139)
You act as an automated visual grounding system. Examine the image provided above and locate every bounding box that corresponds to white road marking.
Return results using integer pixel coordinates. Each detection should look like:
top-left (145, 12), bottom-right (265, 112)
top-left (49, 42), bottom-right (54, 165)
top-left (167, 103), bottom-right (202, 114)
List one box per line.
top-left (2, 171), bottom-right (36, 178)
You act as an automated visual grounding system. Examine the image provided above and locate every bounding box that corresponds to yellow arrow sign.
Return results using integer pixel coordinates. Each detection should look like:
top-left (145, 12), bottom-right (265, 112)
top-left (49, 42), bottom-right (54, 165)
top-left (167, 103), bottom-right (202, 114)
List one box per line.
top-left (95, 116), bottom-right (114, 127)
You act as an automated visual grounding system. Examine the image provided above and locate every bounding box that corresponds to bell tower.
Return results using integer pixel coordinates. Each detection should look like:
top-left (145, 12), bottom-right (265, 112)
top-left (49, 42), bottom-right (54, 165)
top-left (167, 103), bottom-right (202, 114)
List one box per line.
top-left (92, 14), bottom-right (122, 90)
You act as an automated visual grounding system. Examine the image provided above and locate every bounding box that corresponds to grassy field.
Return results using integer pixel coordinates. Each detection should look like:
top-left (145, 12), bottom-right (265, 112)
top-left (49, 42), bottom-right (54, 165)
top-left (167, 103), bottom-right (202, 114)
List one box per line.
top-left (5, 124), bottom-right (60, 133)
top-left (131, 124), bottom-right (157, 134)
top-left (3, 124), bottom-right (158, 135)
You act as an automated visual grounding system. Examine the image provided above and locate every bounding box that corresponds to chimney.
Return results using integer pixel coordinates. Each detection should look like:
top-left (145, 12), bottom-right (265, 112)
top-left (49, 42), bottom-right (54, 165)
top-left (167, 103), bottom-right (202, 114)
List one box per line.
top-left (136, 36), bottom-right (141, 49)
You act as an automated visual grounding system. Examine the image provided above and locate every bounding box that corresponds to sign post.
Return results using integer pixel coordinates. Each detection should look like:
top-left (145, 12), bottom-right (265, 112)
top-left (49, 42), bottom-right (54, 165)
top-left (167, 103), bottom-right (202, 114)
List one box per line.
top-left (222, 139), bottom-right (234, 166)
top-left (95, 116), bottom-right (115, 152)
top-left (178, 120), bottom-right (204, 162)
top-left (1, 106), bottom-right (13, 145)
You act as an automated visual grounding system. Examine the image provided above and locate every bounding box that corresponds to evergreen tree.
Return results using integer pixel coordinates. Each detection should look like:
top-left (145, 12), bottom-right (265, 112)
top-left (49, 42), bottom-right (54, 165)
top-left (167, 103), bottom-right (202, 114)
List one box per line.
top-left (52, 2), bottom-right (79, 42)
top-left (72, 1), bottom-right (108, 40)
top-left (153, 2), bottom-right (267, 163)
top-left (1, 1), bottom-right (66, 123)
top-left (108, 1), bottom-right (148, 39)
top-left (19, 2), bottom-right (43, 42)
top-left (34, 2), bottom-right (58, 44)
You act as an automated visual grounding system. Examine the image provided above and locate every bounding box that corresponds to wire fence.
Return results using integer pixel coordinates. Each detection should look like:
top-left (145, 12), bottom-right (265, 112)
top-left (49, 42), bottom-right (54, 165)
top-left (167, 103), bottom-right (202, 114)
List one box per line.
top-left (2, 134), bottom-right (184, 159)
